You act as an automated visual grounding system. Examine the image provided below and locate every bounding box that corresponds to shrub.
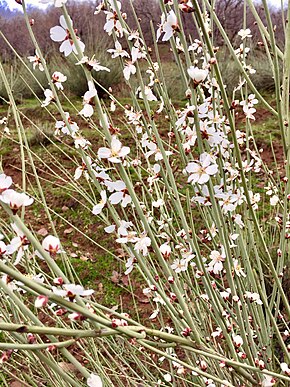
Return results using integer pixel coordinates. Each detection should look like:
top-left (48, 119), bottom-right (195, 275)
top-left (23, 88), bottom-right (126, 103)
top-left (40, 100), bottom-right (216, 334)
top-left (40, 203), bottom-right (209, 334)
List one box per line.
top-left (0, 1), bottom-right (289, 387)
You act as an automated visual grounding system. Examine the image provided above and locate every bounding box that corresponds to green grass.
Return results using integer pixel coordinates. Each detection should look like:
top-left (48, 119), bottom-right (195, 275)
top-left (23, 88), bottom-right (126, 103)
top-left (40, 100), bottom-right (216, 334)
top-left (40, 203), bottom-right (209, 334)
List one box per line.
top-left (252, 116), bottom-right (281, 144)
top-left (57, 256), bottom-right (124, 306)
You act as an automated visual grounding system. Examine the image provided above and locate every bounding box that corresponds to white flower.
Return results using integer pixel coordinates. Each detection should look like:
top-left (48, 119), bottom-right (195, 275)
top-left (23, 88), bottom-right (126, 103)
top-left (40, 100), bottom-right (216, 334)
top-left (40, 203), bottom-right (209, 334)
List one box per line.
top-left (0, 189), bottom-right (33, 213)
top-left (187, 66), bottom-right (208, 84)
top-left (42, 235), bottom-right (62, 256)
top-left (233, 214), bottom-right (245, 229)
top-left (27, 50), bottom-right (44, 71)
top-left (249, 191), bottom-right (260, 210)
top-left (261, 375), bottom-right (276, 387)
top-left (50, 15), bottom-right (85, 57)
top-left (134, 234), bottom-right (151, 256)
top-left (106, 180), bottom-right (132, 207)
top-left (270, 195), bottom-right (279, 206)
top-left (6, 223), bottom-right (29, 265)
top-left (76, 56), bottom-right (110, 72)
top-left (92, 191), bottom-right (107, 215)
top-left (116, 231), bottom-right (138, 244)
top-left (160, 243), bottom-right (171, 258)
top-left (233, 259), bottom-right (246, 277)
top-left (55, 112), bottom-right (79, 136)
top-left (63, 284), bottom-right (94, 297)
top-left (0, 241), bottom-right (7, 256)
top-left (215, 191), bottom-right (239, 213)
top-left (171, 258), bottom-right (189, 273)
top-left (186, 153), bottom-right (218, 185)
top-left (52, 71), bottom-right (67, 90)
top-left (242, 105), bottom-right (256, 120)
top-left (35, 295), bottom-right (48, 308)
top-left (152, 199), bottom-right (164, 208)
top-left (110, 100), bottom-right (116, 112)
top-left (0, 174), bottom-right (12, 193)
top-left (138, 86), bottom-right (157, 102)
top-left (238, 28), bottom-right (252, 40)
top-left (79, 83), bottom-right (97, 118)
top-left (175, 105), bottom-right (196, 128)
top-left (123, 62), bottom-right (136, 81)
top-left (103, 1), bottom-right (124, 38)
top-left (162, 10), bottom-right (179, 41)
top-left (74, 137), bottom-right (91, 149)
top-left (163, 374), bottom-right (172, 382)
top-left (124, 256), bottom-right (135, 275)
top-left (54, 0), bottom-right (67, 6)
top-left (208, 248), bottom-right (226, 274)
top-left (244, 291), bottom-right (263, 305)
top-left (281, 363), bottom-right (290, 375)
top-left (41, 89), bottom-right (54, 107)
top-left (52, 284), bottom-right (94, 298)
top-left (117, 221), bottom-right (133, 237)
top-left (6, 235), bottom-right (25, 259)
top-left (98, 136), bottom-right (130, 163)
top-left (131, 46), bottom-right (146, 63)
top-left (232, 334), bottom-right (243, 347)
top-left (144, 141), bottom-right (172, 161)
top-left (108, 41), bottom-right (129, 58)
top-left (153, 293), bottom-right (166, 305)
top-left (188, 39), bottom-right (203, 53)
top-left (234, 44), bottom-right (250, 58)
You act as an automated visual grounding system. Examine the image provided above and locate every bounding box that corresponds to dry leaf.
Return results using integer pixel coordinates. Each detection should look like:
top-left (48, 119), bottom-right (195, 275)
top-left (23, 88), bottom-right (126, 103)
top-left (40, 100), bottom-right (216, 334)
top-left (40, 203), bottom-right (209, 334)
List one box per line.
top-left (115, 248), bottom-right (127, 257)
top-left (10, 382), bottom-right (26, 387)
top-left (37, 227), bottom-right (48, 237)
top-left (111, 270), bottom-right (120, 283)
top-left (64, 227), bottom-right (74, 234)
top-left (58, 362), bottom-right (79, 374)
top-left (121, 275), bottom-right (129, 286)
top-left (139, 298), bottom-right (150, 304)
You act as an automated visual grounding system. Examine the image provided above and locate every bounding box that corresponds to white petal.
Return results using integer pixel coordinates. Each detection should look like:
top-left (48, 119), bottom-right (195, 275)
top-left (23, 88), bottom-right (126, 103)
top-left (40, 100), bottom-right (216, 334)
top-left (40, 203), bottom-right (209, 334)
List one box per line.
top-left (79, 104), bottom-right (94, 118)
top-left (60, 15), bottom-right (69, 30)
top-left (50, 26), bottom-right (66, 42)
top-left (92, 203), bottom-right (104, 215)
top-left (60, 40), bottom-right (73, 57)
top-left (87, 373), bottom-right (102, 387)
top-left (104, 225), bottom-right (115, 233)
top-left (74, 167), bottom-right (83, 180)
top-left (121, 195), bottom-right (131, 207)
top-left (205, 164), bottom-right (218, 176)
top-left (109, 191), bottom-right (123, 205)
top-left (112, 180), bottom-right (126, 191)
top-left (98, 147), bottom-right (111, 159)
top-left (198, 174), bottom-right (210, 184)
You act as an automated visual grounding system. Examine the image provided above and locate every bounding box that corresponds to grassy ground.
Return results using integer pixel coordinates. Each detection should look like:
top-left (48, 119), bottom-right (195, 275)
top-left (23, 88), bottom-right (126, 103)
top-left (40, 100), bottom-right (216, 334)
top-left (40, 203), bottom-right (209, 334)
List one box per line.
top-left (0, 92), bottom-right (283, 310)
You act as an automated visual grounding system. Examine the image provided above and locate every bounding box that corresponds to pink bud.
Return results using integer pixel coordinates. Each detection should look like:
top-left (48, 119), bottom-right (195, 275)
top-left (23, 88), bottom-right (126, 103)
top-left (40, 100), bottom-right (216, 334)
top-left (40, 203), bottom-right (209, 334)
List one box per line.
top-left (35, 295), bottom-right (48, 308)
top-left (27, 333), bottom-right (36, 344)
top-left (53, 277), bottom-right (64, 285)
top-left (182, 327), bottom-right (192, 337)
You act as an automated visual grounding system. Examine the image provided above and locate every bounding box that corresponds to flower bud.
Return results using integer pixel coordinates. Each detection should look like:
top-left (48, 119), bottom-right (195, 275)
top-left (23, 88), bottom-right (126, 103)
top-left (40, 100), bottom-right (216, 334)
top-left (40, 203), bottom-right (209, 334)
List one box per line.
top-left (35, 295), bottom-right (48, 308)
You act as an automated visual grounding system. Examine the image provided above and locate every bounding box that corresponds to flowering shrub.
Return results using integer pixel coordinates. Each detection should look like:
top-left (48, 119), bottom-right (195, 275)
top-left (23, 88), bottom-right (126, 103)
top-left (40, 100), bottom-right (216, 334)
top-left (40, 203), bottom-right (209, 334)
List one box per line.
top-left (0, 0), bottom-right (290, 386)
